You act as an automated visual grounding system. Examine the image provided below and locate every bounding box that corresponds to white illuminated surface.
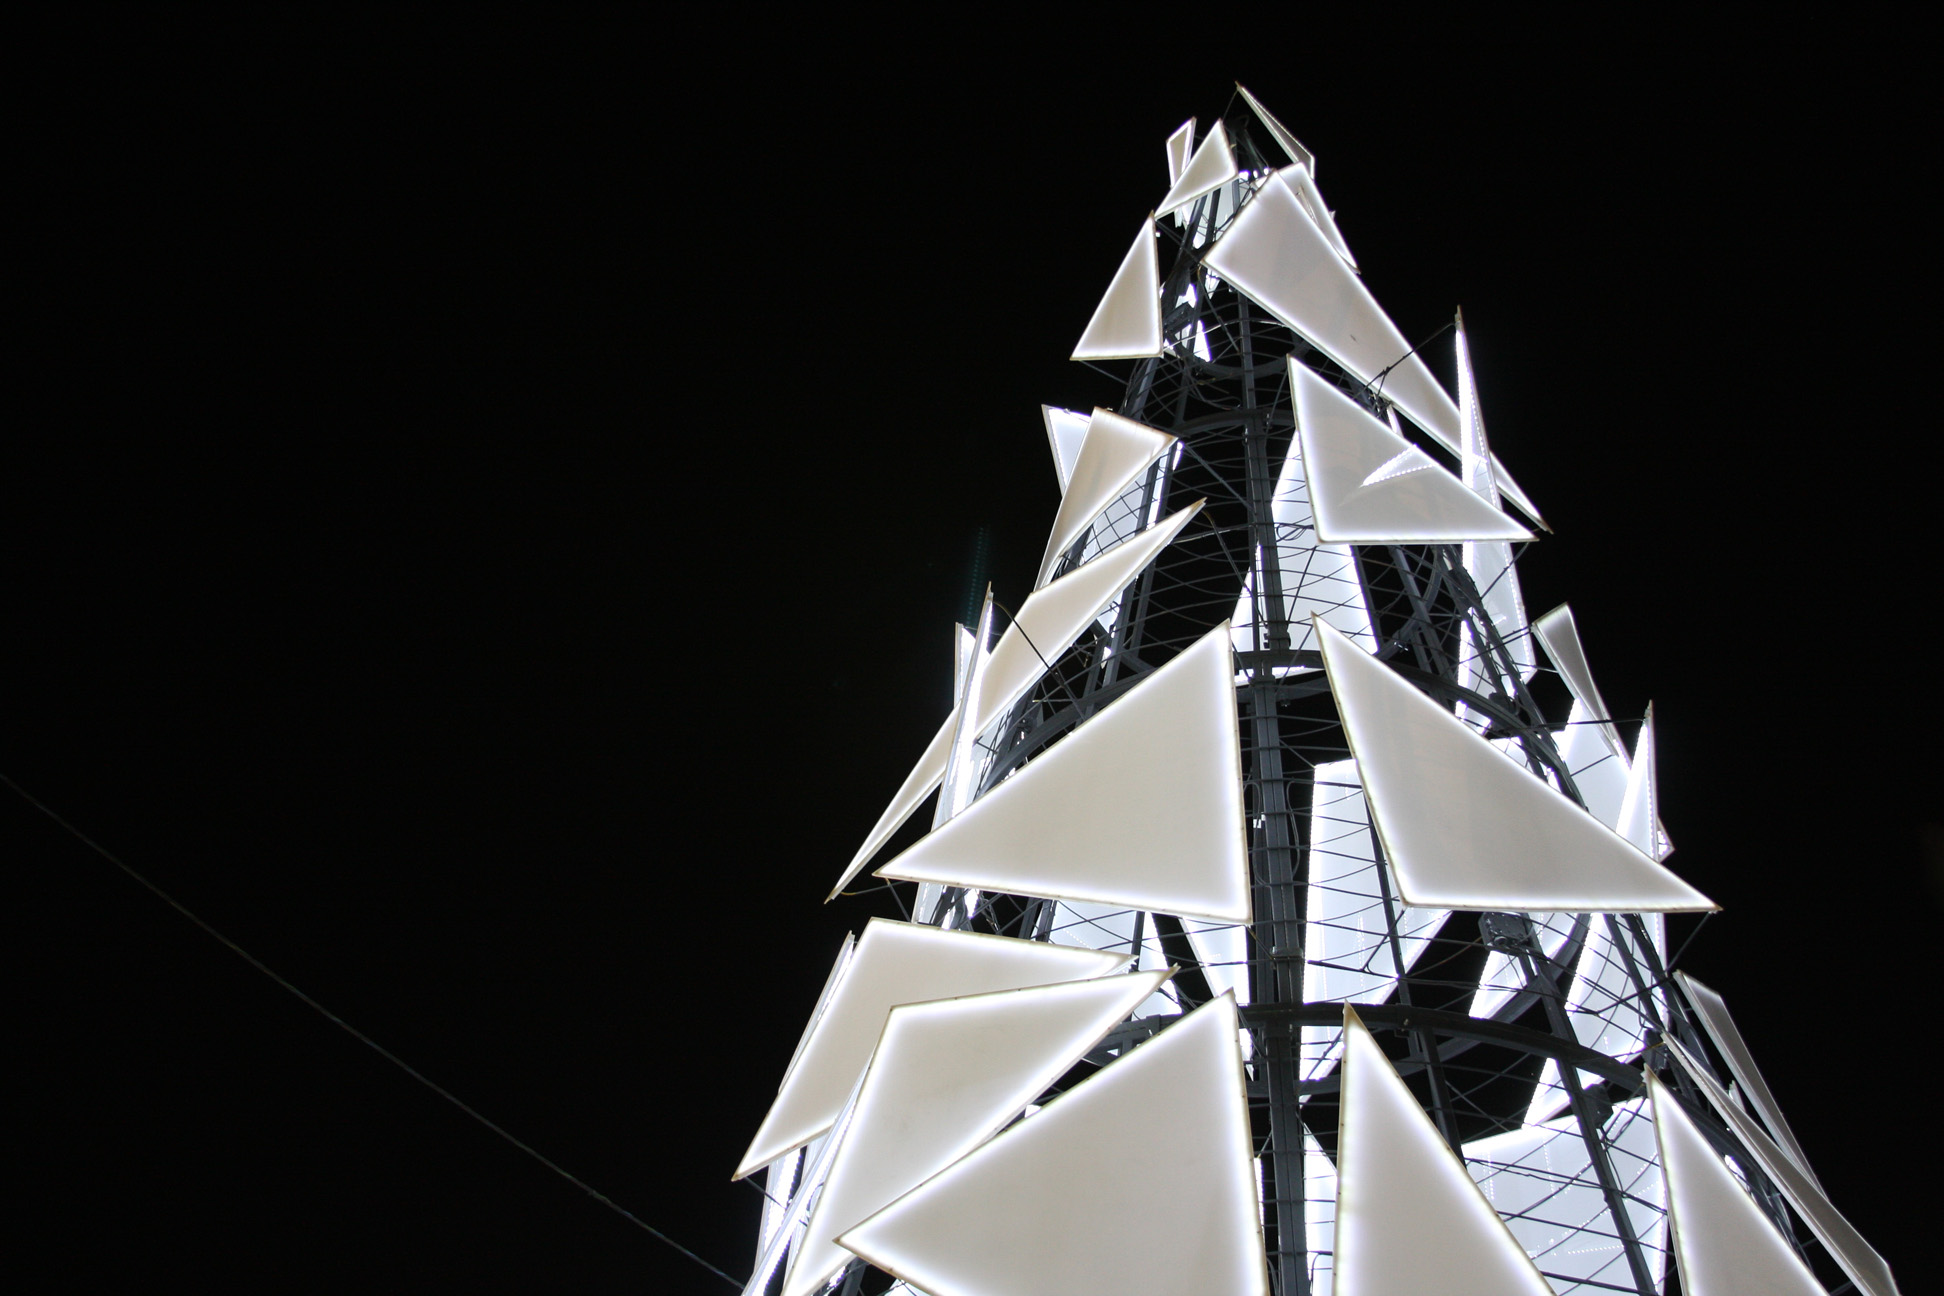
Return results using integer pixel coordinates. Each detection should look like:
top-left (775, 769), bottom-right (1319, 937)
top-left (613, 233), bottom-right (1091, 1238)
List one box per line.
top-left (1335, 1008), bottom-right (1553, 1295)
top-left (1228, 393), bottom-right (1374, 659)
top-left (1527, 915), bottom-right (1661, 1124)
top-left (734, 920), bottom-right (1127, 1179)
top-left (1558, 700), bottom-right (1630, 829)
top-left (1072, 217), bottom-right (1162, 360)
top-left (1293, 363), bottom-right (1532, 544)
top-left (1235, 83), bottom-right (1314, 174)
top-left (1165, 118), bottom-right (1196, 186)
top-left (828, 503), bottom-right (1199, 899)
top-left (1314, 617), bottom-right (1717, 912)
top-left (1470, 912), bottom-right (1577, 1022)
top-left (1452, 314), bottom-right (1533, 697)
top-left (1648, 1071), bottom-right (1826, 1296)
top-left (1041, 902), bottom-right (1182, 1017)
top-left (1465, 1097), bottom-right (1669, 1291)
top-left (1205, 172), bottom-right (1461, 464)
top-left (784, 971), bottom-right (1171, 1296)
top-left (1666, 1038), bottom-right (1900, 1296)
top-left (1532, 603), bottom-right (1626, 763)
top-left (1303, 1132), bottom-right (1338, 1294)
top-left (1301, 760), bottom-right (1447, 1080)
top-left (878, 624), bottom-right (1250, 924)
top-left (938, 590), bottom-right (996, 823)
top-left (1283, 164), bottom-right (1356, 269)
top-left (1040, 405), bottom-right (1090, 494)
top-left (1181, 914), bottom-right (1251, 1005)
top-left (780, 933), bottom-right (856, 1097)
top-left (1036, 409), bottom-right (1175, 587)
top-left (837, 995), bottom-right (1267, 1296)
top-left (1676, 973), bottom-right (1821, 1188)
top-left (1159, 119), bottom-right (1238, 216)
top-left (1616, 704), bottom-right (1673, 860)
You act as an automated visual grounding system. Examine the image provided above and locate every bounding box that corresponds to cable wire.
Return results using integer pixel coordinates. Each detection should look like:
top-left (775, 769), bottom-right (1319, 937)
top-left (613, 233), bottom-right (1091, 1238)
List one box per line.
top-left (2, 772), bottom-right (743, 1290)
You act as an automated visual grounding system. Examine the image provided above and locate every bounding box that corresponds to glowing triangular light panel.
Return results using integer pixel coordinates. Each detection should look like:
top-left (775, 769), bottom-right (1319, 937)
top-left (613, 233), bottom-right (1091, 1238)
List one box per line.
top-left (1235, 84), bottom-right (1314, 173)
top-left (734, 921), bottom-right (1127, 1179)
top-left (1665, 1038), bottom-right (1900, 1296)
top-left (1532, 603), bottom-right (1626, 763)
top-left (1335, 1008), bottom-right (1554, 1295)
top-left (1650, 1071), bottom-right (1827, 1296)
top-left (1165, 118), bottom-right (1196, 186)
top-left (1314, 617), bottom-right (1717, 912)
top-left (1040, 405), bottom-right (1090, 494)
top-left (837, 995), bottom-right (1268, 1296)
top-left (1159, 119), bottom-right (1238, 216)
top-left (828, 504), bottom-right (1199, 899)
top-left (1036, 410), bottom-right (1175, 586)
top-left (878, 623), bottom-right (1249, 923)
top-left (784, 970), bottom-right (1171, 1296)
top-left (1617, 705), bottom-right (1672, 860)
top-left (1676, 973), bottom-right (1821, 1188)
top-left (1072, 217), bottom-right (1162, 360)
top-left (1293, 363), bottom-right (1532, 543)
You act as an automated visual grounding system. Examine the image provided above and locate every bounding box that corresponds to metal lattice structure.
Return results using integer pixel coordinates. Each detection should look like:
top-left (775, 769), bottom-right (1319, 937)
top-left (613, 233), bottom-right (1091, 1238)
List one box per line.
top-left (736, 91), bottom-right (1898, 1296)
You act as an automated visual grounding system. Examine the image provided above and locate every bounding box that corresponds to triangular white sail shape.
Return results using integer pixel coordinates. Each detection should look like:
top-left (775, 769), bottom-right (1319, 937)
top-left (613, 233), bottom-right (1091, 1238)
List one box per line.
top-left (1617, 704), bottom-right (1673, 860)
top-left (938, 589), bottom-right (996, 823)
top-left (1465, 1096), bottom-right (1670, 1289)
top-left (1453, 312), bottom-right (1533, 694)
top-left (1038, 902), bottom-right (1182, 1018)
top-left (1036, 410), bottom-right (1175, 587)
top-left (1314, 617), bottom-right (1717, 912)
top-left (1235, 83), bottom-right (1315, 173)
top-left (1665, 1038), bottom-right (1900, 1296)
top-left (1283, 164), bottom-right (1357, 270)
top-left (1335, 1007), bottom-right (1554, 1295)
top-left (828, 503), bottom-right (1201, 899)
top-left (1165, 118), bottom-right (1196, 186)
top-left (1649, 1071), bottom-right (1828, 1296)
top-left (1072, 216), bottom-right (1162, 360)
top-left (878, 622), bottom-right (1250, 923)
top-left (1559, 699), bottom-right (1630, 828)
top-left (784, 970), bottom-right (1172, 1296)
top-left (1040, 405), bottom-right (1090, 494)
top-left (837, 995), bottom-right (1267, 1296)
top-left (734, 920), bottom-right (1127, 1179)
top-left (1532, 603), bottom-right (1626, 763)
top-left (1159, 119), bottom-right (1238, 216)
top-left (1293, 363), bottom-right (1532, 544)
top-left (1676, 973), bottom-right (1821, 1188)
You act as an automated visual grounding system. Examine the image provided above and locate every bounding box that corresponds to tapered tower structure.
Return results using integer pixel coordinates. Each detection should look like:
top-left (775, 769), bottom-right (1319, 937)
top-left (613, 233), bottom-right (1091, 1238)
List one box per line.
top-left (734, 90), bottom-right (1899, 1296)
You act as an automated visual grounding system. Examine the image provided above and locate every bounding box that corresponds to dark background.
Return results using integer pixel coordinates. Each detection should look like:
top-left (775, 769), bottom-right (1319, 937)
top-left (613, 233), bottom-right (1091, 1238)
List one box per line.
top-left (11, 16), bottom-right (1936, 1293)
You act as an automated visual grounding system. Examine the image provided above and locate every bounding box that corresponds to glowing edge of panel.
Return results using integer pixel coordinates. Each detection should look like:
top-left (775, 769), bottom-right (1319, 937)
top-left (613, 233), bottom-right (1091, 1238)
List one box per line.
top-left (1072, 216), bottom-right (1162, 360)
top-left (1675, 972), bottom-right (1821, 1188)
top-left (1036, 409), bottom-right (1175, 588)
top-left (1158, 118), bottom-right (1238, 216)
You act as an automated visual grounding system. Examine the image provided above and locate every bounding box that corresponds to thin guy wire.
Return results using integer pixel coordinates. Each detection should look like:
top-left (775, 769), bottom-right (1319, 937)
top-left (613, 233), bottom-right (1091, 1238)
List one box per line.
top-left (2, 772), bottom-right (743, 1290)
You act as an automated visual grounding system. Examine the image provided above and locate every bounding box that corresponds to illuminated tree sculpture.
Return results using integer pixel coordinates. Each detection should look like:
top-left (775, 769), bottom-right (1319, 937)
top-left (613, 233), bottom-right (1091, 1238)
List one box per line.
top-left (732, 89), bottom-right (1900, 1296)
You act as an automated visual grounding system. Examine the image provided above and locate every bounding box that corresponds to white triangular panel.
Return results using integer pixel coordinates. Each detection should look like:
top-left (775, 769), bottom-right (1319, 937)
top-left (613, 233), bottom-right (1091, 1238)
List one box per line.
top-left (1616, 705), bottom-right (1667, 859)
top-left (1300, 760), bottom-right (1447, 1080)
top-left (1293, 363), bottom-right (1532, 544)
top-left (785, 971), bottom-right (1171, 1296)
top-left (951, 623), bottom-right (976, 699)
top-left (1466, 1096), bottom-right (1670, 1290)
top-left (1040, 901), bottom-right (1183, 1018)
top-left (878, 623), bottom-right (1249, 924)
top-left (837, 995), bottom-right (1267, 1296)
top-left (1159, 119), bottom-right (1238, 216)
top-left (1452, 313), bottom-right (1533, 696)
top-left (1315, 617), bottom-right (1717, 912)
top-left (1206, 172), bottom-right (1461, 460)
top-left (1666, 1038), bottom-right (1900, 1296)
top-left (1236, 83), bottom-right (1315, 173)
top-left (1532, 604), bottom-right (1626, 763)
top-left (780, 934), bottom-right (856, 1095)
top-left (1335, 1008), bottom-right (1554, 1295)
top-left (1284, 164), bottom-right (1357, 269)
top-left (1304, 1133), bottom-right (1339, 1294)
top-left (1559, 699), bottom-right (1630, 828)
top-left (1072, 217), bottom-right (1162, 360)
top-left (1036, 410), bottom-right (1175, 586)
top-left (734, 921), bottom-right (1128, 1179)
top-left (1470, 912), bottom-right (1578, 1023)
top-left (1040, 405), bottom-right (1090, 494)
top-left (829, 504), bottom-right (1199, 899)
top-left (1528, 915), bottom-right (1663, 1124)
top-left (1676, 973), bottom-right (1821, 1189)
top-left (1166, 118), bottom-right (1196, 186)
top-left (1649, 1072), bottom-right (1827, 1296)
top-left (937, 590), bottom-right (996, 824)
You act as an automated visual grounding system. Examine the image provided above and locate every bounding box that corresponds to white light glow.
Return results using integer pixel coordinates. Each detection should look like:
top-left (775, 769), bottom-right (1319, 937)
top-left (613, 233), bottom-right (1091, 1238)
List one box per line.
top-left (1165, 119), bottom-right (1196, 187)
top-left (783, 971), bottom-right (1171, 1296)
top-left (878, 623), bottom-right (1250, 924)
top-left (1293, 362), bottom-right (1532, 544)
top-left (1036, 410), bottom-right (1175, 588)
top-left (837, 995), bottom-right (1268, 1296)
top-left (1675, 973), bottom-right (1821, 1188)
top-left (1235, 84), bottom-right (1315, 174)
top-left (734, 920), bottom-right (1127, 1180)
top-left (1532, 604), bottom-right (1627, 764)
top-left (1072, 217), bottom-right (1162, 360)
top-left (1040, 405), bottom-right (1090, 494)
top-left (1314, 617), bottom-right (1717, 913)
top-left (1648, 1070), bottom-right (1826, 1296)
top-left (1335, 1008), bottom-right (1554, 1295)
top-left (1159, 119), bottom-right (1239, 216)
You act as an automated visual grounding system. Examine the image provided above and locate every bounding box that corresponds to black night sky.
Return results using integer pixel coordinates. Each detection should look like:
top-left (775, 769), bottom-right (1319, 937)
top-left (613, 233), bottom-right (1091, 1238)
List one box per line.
top-left (12, 17), bottom-right (1937, 1293)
